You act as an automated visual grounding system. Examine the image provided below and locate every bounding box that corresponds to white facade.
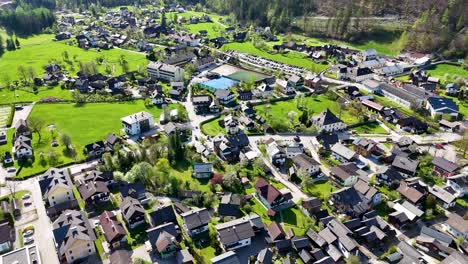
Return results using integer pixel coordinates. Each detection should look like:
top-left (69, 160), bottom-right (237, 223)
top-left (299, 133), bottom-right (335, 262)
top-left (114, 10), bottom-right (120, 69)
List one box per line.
top-left (12, 145), bottom-right (33, 159)
top-left (121, 111), bottom-right (155, 135)
top-left (224, 238), bottom-right (251, 251)
top-left (147, 62), bottom-right (185, 82)
top-left (316, 122), bottom-right (346, 133)
top-left (447, 175), bottom-right (468, 197)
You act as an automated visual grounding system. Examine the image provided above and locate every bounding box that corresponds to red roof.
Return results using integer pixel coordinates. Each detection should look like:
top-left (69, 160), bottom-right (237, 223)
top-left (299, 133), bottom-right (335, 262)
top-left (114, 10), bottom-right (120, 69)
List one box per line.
top-left (99, 211), bottom-right (126, 243)
top-left (268, 208), bottom-right (277, 217)
top-left (255, 177), bottom-right (281, 204)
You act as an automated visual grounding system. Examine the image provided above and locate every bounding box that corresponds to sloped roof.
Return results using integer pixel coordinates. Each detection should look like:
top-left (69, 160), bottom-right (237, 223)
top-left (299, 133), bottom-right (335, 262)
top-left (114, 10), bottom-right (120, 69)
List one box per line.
top-left (255, 177), bottom-right (282, 204)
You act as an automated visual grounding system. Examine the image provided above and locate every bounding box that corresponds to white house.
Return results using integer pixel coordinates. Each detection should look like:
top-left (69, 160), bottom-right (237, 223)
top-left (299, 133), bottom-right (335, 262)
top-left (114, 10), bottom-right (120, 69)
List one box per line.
top-left (443, 213), bottom-right (468, 240)
top-left (428, 186), bottom-right (456, 209)
top-left (12, 137), bottom-right (33, 159)
top-left (360, 49), bottom-right (378, 61)
top-left (275, 79), bottom-right (295, 95)
top-left (266, 140), bottom-right (286, 166)
top-left (121, 111), bottom-right (155, 135)
top-left (310, 109), bottom-right (345, 133)
top-left (447, 174), bottom-right (468, 197)
top-left (331, 143), bottom-right (357, 163)
top-left (254, 83), bottom-right (273, 99)
top-left (147, 62), bottom-right (185, 82)
top-left (151, 91), bottom-right (165, 105)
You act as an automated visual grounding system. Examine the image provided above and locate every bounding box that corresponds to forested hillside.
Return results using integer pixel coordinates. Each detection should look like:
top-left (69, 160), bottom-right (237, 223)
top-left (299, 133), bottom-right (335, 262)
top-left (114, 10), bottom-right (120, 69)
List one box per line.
top-left (190, 0), bottom-right (467, 57)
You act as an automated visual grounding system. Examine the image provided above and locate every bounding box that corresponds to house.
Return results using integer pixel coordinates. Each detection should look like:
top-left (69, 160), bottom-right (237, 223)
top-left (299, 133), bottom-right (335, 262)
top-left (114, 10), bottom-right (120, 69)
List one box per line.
top-left (428, 185), bottom-right (456, 208)
top-left (375, 166), bottom-right (404, 187)
top-left (0, 220), bottom-right (14, 254)
top-left (266, 140), bottom-right (286, 166)
top-left (255, 83), bottom-right (273, 99)
top-left (354, 179), bottom-right (381, 205)
top-left (326, 219), bottom-right (360, 258)
top-left (447, 174), bottom-right (468, 197)
top-left (193, 163), bottom-right (212, 179)
top-left (440, 252), bottom-right (468, 264)
top-left (84, 140), bottom-right (107, 159)
top-left (146, 223), bottom-right (179, 259)
top-left (389, 201), bottom-right (424, 228)
top-left (361, 49), bottom-right (377, 61)
top-left (218, 193), bottom-right (242, 220)
top-left (266, 221), bottom-right (290, 252)
top-left (211, 251), bottom-right (240, 264)
top-left (38, 168), bottom-right (76, 212)
top-left (331, 143), bottom-right (357, 163)
top-left (104, 133), bottom-right (121, 152)
top-left (310, 109), bottom-right (345, 133)
top-left (398, 117), bottom-right (428, 134)
top-left (176, 248), bottom-right (194, 264)
top-left (256, 248), bottom-right (273, 264)
top-left (120, 197), bottom-right (146, 229)
top-left (445, 83), bottom-right (460, 96)
top-left (432, 157), bottom-right (460, 178)
top-left (181, 208), bottom-right (211, 237)
top-left (214, 89), bottom-right (236, 106)
top-left (151, 91), bottom-right (165, 105)
top-left (443, 213), bottom-right (468, 240)
top-left (237, 90), bottom-right (253, 101)
top-left (0, 130), bottom-right (6, 145)
top-left (329, 163), bottom-right (363, 187)
top-left (78, 181), bottom-right (110, 205)
top-left (353, 138), bottom-right (382, 158)
top-left (391, 155), bottom-right (418, 177)
top-left (276, 79), bottom-right (295, 95)
top-left (397, 180), bottom-right (426, 205)
top-left (254, 177), bottom-right (293, 214)
top-left (212, 133), bottom-right (249, 162)
top-left (215, 217), bottom-right (255, 251)
top-left (416, 226), bottom-right (455, 258)
top-left (347, 67), bottom-right (374, 82)
top-left (99, 211), bottom-right (126, 249)
top-left (121, 111), bottom-right (155, 135)
top-left (192, 95), bottom-right (213, 114)
top-left (1, 152), bottom-right (13, 166)
top-left (12, 136), bottom-right (33, 159)
top-left (302, 197), bottom-right (322, 214)
top-left (52, 210), bottom-right (96, 263)
top-left (149, 204), bottom-right (177, 227)
top-left (426, 97), bottom-right (459, 119)
top-left (291, 153), bottom-right (320, 176)
top-left (288, 75), bottom-right (304, 89)
top-left (14, 119), bottom-right (31, 138)
top-left (330, 187), bottom-right (371, 217)
top-left (147, 62), bottom-right (184, 82)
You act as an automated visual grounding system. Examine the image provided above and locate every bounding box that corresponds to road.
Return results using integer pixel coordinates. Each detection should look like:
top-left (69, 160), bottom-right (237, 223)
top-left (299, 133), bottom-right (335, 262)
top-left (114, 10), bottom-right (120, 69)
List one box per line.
top-left (11, 103), bottom-right (34, 128)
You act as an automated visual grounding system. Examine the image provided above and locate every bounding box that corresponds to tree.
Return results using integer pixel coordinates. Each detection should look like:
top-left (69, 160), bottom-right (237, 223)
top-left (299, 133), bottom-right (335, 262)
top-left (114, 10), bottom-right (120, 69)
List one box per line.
top-left (287, 110), bottom-right (297, 128)
top-left (28, 116), bottom-right (45, 142)
top-left (298, 168), bottom-right (314, 191)
top-left (223, 171), bottom-right (241, 192)
top-left (60, 133), bottom-right (72, 150)
top-left (6, 181), bottom-right (20, 198)
top-left (47, 148), bottom-right (60, 165)
top-left (125, 162), bottom-right (154, 184)
top-left (0, 35), bottom-right (4, 56)
top-left (345, 255), bottom-right (360, 264)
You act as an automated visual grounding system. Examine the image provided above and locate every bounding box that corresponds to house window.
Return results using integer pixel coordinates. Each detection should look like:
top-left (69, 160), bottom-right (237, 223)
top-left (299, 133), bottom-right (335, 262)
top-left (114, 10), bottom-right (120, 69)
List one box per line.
top-left (69, 250), bottom-right (72, 254)
top-left (88, 249), bottom-right (92, 253)
top-left (52, 196), bottom-right (55, 200)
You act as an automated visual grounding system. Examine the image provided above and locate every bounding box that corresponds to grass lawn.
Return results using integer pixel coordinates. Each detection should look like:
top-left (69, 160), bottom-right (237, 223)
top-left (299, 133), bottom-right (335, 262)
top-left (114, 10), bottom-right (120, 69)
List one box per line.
top-left (275, 207), bottom-right (309, 235)
top-left (304, 180), bottom-right (336, 201)
top-left (254, 95), bottom-right (359, 132)
top-left (201, 116), bottom-right (224, 136)
top-left (170, 159), bottom-right (211, 192)
top-left (0, 86), bottom-right (73, 104)
top-left (221, 42), bottom-right (329, 72)
top-left (0, 34), bottom-right (148, 87)
top-left (425, 63), bottom-right (468, 84)
top-left (10, 101), bottom-right (172, 177)
top-left (72, 186), bottom-right (85, 209)
top-left (352, 122), bottom-right (389, 135)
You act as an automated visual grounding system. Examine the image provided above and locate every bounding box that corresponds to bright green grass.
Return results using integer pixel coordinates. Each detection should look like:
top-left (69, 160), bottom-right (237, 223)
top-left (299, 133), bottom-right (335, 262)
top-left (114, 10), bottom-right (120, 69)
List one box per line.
top-left (184, 22), bottom-right (222, 38)
top-left (0, 34), bottom-right (148, 87)
top-left (0, 86), bottom-right (73, 104)
top-left (221, 42), bottom-right (329, 72)
top-left (352, 122), bottom-right (389, 135)
top-left (425, 63), bottom-right (468, 84)
top-left (11, 101), bottom-right (170, 177)
top-left (304, 180), bottom-right (336, 201)
top-left (201, 116), bottom-right (224, 136)
top-left (170, 160), bottom-right (211, 192)
top-left (255, 95), bottom-right (359, 131)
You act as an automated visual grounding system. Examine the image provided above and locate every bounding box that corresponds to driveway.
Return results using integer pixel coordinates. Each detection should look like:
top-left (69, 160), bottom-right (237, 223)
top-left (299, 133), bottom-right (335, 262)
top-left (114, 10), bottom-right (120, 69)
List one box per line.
top-left (235, 231), bottom-right (268, 264)
top-left (11, 104), bottom-right (34, 128)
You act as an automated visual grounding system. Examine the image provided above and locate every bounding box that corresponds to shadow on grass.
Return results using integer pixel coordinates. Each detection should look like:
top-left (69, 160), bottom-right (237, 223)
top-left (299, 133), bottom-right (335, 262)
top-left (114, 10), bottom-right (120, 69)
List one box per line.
top-left (275, 207), bottom-right (298, 226)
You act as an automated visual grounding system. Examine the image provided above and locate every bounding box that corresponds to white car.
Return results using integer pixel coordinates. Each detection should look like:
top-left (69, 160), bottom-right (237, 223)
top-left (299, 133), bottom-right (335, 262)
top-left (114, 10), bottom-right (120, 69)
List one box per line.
top-left (24, 237), bottom-right (34, 245)
top-left (23, 230), bottom-right (34, 237)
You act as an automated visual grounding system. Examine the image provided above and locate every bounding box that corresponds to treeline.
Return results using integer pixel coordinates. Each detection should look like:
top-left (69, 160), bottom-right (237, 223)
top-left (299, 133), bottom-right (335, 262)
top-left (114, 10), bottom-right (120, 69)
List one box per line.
top-left (0, 6), bottom-right (55, 35)
top-left (55, 0), bottom-right (151, 9)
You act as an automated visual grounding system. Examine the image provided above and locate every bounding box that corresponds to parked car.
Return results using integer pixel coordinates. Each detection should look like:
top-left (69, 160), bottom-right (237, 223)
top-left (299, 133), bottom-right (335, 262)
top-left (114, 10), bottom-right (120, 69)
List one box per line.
top-left (24, 237), bottom-right (34, 244)
top-left (23, 230), bottom-right (34, 237)
top-left (22, 194), bottom-right (31, 200)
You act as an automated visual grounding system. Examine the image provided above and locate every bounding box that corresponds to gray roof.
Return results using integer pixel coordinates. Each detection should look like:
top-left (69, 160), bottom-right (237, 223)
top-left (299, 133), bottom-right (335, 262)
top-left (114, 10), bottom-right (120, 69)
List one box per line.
top-left (120, 196), bottom-right (145, 221)
top-left (429, 186), bottom-right (456, 204)
top-left (379, 83), bottom-right (422, 105)
top-left (392, 155), bottom-right (419, 173)
top-left (193, 163), bottom-right (212, 173)
top-left (292, 153), bottom-right (320, 170)
top-left (331, 143), bottom-right (356, 160)
top-left (432, 157), bottom-right (459, 173)
top-left (215, 218), bottom-right (255, 246)
top-left (440, 251), bottom-right (468, 264)
top-left (420, 226), bottom-right (453, 245)
top-left (181, 208), bottom-right (211, 230)
top-left (211, 251), bottom-right (240, 264)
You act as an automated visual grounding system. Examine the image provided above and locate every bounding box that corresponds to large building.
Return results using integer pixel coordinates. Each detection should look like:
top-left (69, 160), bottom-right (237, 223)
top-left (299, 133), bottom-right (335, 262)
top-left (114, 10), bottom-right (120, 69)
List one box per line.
top-left (147, 62), bottom-right (184, 82)
top-left (121, 111), bottom-right (155, 135)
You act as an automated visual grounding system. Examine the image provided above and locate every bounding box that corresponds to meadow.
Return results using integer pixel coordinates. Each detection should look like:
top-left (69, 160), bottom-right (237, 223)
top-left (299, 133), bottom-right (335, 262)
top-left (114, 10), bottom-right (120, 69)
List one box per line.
top-left (0, 34), bottom-right (148, 87)
top-left (3, 101), bottom-right (178, 177)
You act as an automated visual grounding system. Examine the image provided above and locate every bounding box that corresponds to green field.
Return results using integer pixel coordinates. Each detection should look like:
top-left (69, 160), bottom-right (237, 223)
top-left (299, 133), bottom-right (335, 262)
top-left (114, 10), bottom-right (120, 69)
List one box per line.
top-left (221, 42), bottom-right (329, 72)
top-left (425, 63), bottom-right (468, 84)
top-left (0, 86), bottom-right (73, 104)
top-left (254, 95), bottom-right (359, 131)
top-left (0, 34), bottom-right (148, 87)
top-left (201, 116), bottom-right (224, 136)
top-left (352, 122), bottom-right (389, 135)
top-left (4, 101), bottom-right (174, 177)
